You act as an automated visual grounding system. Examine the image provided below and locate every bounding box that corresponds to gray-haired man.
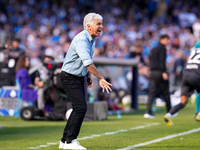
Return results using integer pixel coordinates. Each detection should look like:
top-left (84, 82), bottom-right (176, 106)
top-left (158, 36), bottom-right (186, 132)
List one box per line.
top-left (59, 13), bottom-right (112, 149)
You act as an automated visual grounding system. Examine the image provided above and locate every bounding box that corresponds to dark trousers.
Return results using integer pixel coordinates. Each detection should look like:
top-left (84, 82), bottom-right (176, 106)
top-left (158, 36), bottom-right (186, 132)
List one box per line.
top-left (60, 71), bottom-right (87, 143)
top-left (146, 71), bottom-right (171, 114)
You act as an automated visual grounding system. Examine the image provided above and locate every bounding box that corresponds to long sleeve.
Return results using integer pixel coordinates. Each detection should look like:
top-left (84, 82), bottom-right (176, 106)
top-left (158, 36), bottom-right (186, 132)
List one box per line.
top-left (16, 69), bottom-right (32, 89)
top-left (16, 68), bottom-right (37, 101)
top-left (149, 43), bottom-right (167, 72)
top-left (159, 46), bottom-right (166, 72)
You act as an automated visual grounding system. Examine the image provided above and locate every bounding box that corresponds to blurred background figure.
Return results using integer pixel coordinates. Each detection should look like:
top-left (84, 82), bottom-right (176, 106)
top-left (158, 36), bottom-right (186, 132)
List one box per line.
top-left (33, 55), bottom-right (54, 112)
top-left (129, 44), bottom-right (150, 93)
top-left (7, 39), bottom-right (25, 85)
top-left (164, 40), bottom-right (200, 125)
top-left (192, 18), bottom-right (200, 40)
top-left (173, 51), bottom-right (185, 86)
top-left (15, 55), bottom-right (38, 104)
top-left (15, 55), bottom-right (45, 113)
top-left (144, 34), bottom-right (171, 119)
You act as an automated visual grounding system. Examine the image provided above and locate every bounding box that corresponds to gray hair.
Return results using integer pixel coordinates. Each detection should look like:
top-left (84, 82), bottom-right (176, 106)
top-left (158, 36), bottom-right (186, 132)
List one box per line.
top-left (83, 13), bottom-right (103, 30)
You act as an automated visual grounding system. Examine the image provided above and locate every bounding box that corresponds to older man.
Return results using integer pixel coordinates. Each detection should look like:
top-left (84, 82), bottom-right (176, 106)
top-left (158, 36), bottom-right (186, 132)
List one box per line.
top-left (59, 13), bottom-right (112, 150)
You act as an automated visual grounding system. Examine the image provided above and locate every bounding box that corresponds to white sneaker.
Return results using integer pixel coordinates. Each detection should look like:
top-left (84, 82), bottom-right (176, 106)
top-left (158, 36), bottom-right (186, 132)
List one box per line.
top-left (64, 139), bottom-right (87, 150)
top-left (155, 98), bottom-right (166, 107)
top-left (171, 112), bottom-right (178, 118)
top-left (59, 140), bottom-right (65, 149)
top-left (144, 113), bottom-right (156, 119)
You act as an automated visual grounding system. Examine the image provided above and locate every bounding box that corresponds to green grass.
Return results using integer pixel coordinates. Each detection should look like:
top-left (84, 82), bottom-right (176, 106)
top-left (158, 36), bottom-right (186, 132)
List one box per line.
top-left (0, 103), bottom-right (200, 150)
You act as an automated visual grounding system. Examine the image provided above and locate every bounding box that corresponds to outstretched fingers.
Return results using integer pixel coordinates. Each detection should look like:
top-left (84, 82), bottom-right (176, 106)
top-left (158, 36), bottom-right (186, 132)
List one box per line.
top-left (99, 79), bottom-right (113, 94)
top-left (101, 84), bottom-right (112, 94)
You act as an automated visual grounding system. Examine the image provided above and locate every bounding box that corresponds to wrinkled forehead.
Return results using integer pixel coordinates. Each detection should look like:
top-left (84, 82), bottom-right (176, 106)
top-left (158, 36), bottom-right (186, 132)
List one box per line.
top-left (93, 19), bottom-right (103, 23)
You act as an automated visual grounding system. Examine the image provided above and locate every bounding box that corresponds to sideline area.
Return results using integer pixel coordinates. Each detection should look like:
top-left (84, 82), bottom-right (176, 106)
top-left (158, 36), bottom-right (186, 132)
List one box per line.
top-left (118, 127), bottom-right (200, 150)
top-left (28, 123), bottom-right (159, 149)
top-left (1, 104), bottom-right (200, 150)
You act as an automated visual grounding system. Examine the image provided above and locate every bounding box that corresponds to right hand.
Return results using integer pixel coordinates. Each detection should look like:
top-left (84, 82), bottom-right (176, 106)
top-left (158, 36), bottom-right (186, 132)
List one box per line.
top-left (37, 81), bottom-right (44, 88)
top-left (85, 76), bottom-right (93, 88)
top-left (162, 72), bottom-right (168, 80)
top-left (99, 79), bottom-right (112, 94)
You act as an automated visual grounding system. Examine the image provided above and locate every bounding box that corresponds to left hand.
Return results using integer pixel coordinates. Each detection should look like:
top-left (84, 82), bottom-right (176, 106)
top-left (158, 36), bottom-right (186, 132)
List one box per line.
top-left (99, 78), bottom-right (112, 94)
top-left (162, 72), bottom-right (168, 80)
top-left (86, 76), bottom-right (93, 88)
top-left (37, 81), bottom-right (44, 88)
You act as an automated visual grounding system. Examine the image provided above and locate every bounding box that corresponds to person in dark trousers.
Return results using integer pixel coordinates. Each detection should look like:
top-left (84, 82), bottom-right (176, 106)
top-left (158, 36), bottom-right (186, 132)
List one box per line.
top-left (144, 34), bottom-right (171, 119)
top-left (59, 13), bottom-right (112, 150)
top-left (164, 40), bottom-right (200, 125)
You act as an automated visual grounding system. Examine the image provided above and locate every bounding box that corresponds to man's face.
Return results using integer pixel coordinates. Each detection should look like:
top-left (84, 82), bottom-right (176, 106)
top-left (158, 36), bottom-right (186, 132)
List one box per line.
top-left (12, 41), bottom-right (19, 49)
top-left (161, 38), bottom-right (170, 46)
top-left (87, 19), bottom-right (103, 38)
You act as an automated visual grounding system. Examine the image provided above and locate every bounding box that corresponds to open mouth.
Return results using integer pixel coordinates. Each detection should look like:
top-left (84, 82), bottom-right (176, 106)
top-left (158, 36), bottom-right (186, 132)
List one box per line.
top-left (97, 29), bottom-right (101, 33)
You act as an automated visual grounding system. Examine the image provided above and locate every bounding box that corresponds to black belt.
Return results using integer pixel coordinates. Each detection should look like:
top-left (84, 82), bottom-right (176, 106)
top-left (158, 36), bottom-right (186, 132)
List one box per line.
top-left (61, 71), bottom-right (85, 78)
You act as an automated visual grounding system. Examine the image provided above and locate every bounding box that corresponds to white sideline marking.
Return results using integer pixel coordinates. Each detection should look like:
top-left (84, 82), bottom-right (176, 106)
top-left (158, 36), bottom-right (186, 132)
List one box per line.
top-left (78, 123), bottom-right (159, 140)
top-left (118, 127), bottom-right (200, 150)
top-left (28, 123), bottom-right (159, 149)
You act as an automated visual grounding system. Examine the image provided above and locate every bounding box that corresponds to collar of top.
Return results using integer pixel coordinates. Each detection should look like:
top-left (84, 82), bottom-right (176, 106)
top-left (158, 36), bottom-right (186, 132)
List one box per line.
top-left (159, 43), bottom-right (165, 47)
top-left (84, 30), bottom-right (95, 42)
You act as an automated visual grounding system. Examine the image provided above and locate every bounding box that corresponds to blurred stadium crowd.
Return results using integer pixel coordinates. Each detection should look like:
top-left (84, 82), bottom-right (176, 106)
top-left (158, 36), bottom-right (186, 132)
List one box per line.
top-left (0, 0), bottom-right (200, 102)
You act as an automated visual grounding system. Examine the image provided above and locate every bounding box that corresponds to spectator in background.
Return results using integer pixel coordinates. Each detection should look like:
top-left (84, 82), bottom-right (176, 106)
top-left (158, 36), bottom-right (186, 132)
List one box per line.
top-left (130, 44), bottom-right (146, 65)
top-left (35, 55), bottom-right (54, 84)
top-left (178, 7), bottom-right (197, 33)
top-left (15, 55), bottom-right (38, 103)
top-left (144, 34), bottom-right (171, 119)
top-left (33, 55), bottom-right (54, 112)
top-left (15, 55), bottom-right (45, 113)
top-left (129, 44), bottom-right (149, 91)
top-left (173, 51), bottom-right (185, 86)
top-left (192, 18), bottom-right (200, 39)
top-left (0, 25), bottom-right (9, 46)
top-left (7, 39), bottom-right (25, 85)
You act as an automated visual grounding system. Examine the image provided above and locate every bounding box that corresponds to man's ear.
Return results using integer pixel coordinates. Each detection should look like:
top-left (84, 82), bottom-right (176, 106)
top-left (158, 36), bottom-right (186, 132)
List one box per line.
top-left (87, 24), bottom-right (91, 30)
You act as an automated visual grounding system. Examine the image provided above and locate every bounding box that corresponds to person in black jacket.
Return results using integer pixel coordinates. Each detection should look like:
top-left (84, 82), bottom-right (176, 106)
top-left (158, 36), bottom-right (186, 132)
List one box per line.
top-left (144, 34), bottom-right (171, 118)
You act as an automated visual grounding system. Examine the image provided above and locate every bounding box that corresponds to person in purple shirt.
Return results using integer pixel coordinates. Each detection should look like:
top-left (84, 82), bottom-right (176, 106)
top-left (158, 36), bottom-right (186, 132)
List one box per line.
top-left (15, 55), bottom-right (38, 102)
